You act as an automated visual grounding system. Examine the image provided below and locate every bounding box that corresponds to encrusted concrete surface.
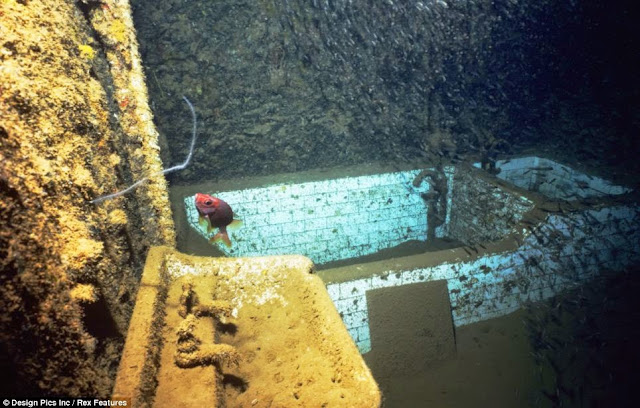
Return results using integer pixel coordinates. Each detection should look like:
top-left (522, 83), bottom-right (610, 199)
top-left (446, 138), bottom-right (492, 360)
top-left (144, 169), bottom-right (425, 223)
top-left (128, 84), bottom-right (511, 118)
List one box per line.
top-left (114, 247), bottom-right (381, 408)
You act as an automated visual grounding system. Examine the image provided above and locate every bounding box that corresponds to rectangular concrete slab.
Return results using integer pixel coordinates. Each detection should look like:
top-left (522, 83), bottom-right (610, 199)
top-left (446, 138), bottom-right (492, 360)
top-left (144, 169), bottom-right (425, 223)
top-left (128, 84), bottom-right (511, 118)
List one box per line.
top-left (114, 246), bottom-right (381, 407)
top-left (366, 280), bottom-right (456, 378)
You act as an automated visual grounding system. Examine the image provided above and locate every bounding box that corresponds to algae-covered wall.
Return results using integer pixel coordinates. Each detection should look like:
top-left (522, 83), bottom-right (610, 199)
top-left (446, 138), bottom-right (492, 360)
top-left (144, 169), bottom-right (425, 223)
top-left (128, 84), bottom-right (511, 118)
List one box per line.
top-left (1, 0), bottom-right (174, 397)
top-left (132, 0), bottom-right (640, 185)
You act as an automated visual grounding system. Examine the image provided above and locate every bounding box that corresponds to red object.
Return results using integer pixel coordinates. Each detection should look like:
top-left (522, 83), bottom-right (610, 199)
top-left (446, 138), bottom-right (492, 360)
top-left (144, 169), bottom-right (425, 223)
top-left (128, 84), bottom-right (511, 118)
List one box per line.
top-left (119, 97), bottom-right (129, 109)
top-left (194, 193), bottom-right (235, 247)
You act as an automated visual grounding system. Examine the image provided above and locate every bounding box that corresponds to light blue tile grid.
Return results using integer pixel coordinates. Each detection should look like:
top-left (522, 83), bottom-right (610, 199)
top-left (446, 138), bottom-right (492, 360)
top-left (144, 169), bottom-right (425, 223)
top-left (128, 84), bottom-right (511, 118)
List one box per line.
top-left (327, 205), bottom-right (639, 353)
top-left (184, 169), bottom-right (443, 264)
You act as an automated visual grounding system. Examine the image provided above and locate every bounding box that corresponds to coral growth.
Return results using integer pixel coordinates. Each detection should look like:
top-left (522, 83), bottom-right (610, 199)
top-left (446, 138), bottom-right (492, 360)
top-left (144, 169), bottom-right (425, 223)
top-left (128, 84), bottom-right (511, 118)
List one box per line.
top-left (0, 0), bottom-right (174, 398)
top-left (69, 284), bottom-right (98, 304)
top-left (78, 44), bottom-right (96, 60)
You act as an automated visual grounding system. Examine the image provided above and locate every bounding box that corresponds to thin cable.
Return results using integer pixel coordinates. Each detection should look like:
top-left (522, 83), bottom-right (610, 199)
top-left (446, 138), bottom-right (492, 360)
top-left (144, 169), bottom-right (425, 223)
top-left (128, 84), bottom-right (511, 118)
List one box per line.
top-left (90, 95), bottom-right (197, 204)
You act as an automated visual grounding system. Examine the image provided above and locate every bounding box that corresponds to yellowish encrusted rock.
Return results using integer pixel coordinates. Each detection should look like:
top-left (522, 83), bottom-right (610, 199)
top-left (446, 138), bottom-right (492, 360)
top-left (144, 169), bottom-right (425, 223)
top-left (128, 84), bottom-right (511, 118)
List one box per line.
top-left (0, 0), bottom-right (176, 398)
top-left (70, 284), bottom-right (99, 304)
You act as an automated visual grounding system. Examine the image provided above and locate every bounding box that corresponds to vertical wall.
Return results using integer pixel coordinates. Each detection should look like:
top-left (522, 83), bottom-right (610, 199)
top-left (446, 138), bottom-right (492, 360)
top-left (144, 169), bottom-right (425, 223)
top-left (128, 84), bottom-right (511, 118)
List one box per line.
top-left (1, 0), bottom-right (174, 397)
top-left (447, 166), bottom-right (535, 245)
top-left (325, 203), bottom-right (640, 354)
top-left (131, 0), bottom-right (640, 184)
top-left (184, 169), bottom-right (451, 264)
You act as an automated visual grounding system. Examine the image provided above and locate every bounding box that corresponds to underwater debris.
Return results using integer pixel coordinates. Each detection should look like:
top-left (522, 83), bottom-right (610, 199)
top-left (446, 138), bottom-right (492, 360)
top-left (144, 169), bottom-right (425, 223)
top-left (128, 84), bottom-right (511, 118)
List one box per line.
top-left (413, 166), bottom-right (449, 240)
top-left (193, 301), bottom-right (233, 319)
top-left (178, 277), bottom-right (233, 319)
top-left (177, 279), bottom-right (199, 319)
top-left (175, 341), bottom-right (241, 369)
top-left (175, 315), bottom-right (200, 354)
top-left (175, 281), bottom-right (240, 369)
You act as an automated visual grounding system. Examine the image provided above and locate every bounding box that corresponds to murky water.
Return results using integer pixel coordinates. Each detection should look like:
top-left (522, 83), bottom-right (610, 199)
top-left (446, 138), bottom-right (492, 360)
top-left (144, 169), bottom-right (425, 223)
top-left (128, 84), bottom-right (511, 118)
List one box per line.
top-left (130, 0), bottom-right (640, 405)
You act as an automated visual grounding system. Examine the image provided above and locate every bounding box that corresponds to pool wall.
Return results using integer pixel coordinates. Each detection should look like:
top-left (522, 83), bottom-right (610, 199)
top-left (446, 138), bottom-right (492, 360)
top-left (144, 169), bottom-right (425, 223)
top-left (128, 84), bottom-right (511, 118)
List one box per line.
top-left (447, 164), bottom-right (535, 245)
top-left (325, 204), bottom-right (640, 353)
top-left (185, 167), bottom-right (454, 264)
